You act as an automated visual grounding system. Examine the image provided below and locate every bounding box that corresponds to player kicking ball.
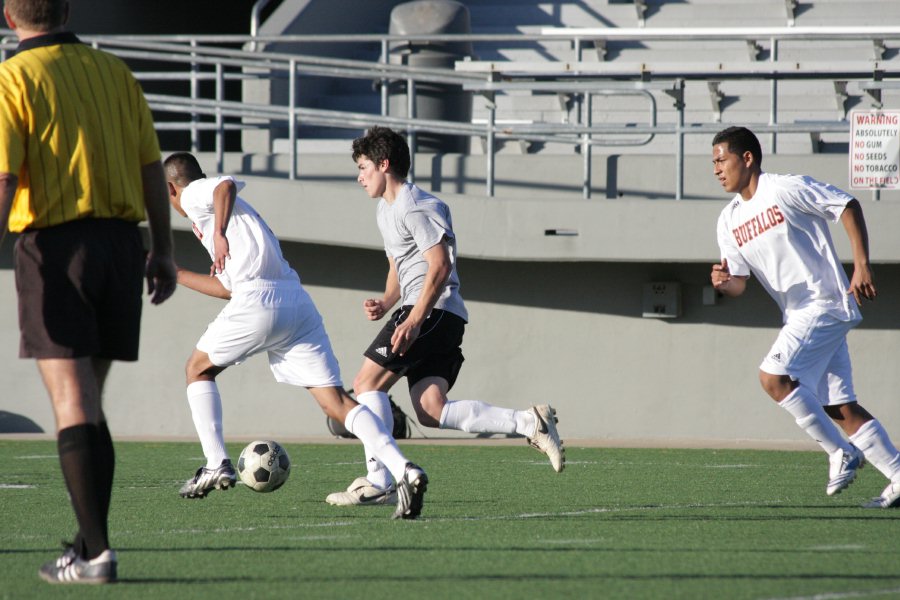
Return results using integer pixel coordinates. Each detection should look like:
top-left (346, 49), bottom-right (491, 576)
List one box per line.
top-left (164, 152), bottom-right (427, 519)
top-left (710, 126), bottom-right (900, 508)
top-left (325, 126), bottom-right (564, 508)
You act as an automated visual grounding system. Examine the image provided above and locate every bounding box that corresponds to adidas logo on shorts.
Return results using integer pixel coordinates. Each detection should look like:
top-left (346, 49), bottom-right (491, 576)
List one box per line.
top-left (375, 347), bottom-right (388, 357)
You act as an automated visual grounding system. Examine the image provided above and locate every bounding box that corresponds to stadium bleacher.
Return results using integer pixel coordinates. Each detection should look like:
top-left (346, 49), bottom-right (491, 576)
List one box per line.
top-left (1, 0), bottom-right (898, 444)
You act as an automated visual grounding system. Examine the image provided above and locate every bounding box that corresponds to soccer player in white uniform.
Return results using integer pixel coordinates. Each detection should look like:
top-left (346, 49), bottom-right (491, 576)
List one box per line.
top-left (710, 126), bottom-right (900, 508)
top-left (164, 152), bottom-right (427, 519)
top-left (325, 126), bottom-right (564, 508)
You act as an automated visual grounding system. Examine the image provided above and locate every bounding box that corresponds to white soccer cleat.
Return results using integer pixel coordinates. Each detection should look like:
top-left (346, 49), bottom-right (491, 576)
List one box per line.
top-left (392, 463), bottom-right (428, 520)
top-left (862, 481), bottom-right (900, 509)
top-left (325, 477), bottom-right (397, 506)
top-left (527, 404), bottom-right (565, 473)
top-left (179, 459), bottom-right (236, 499)
top-left (826, 446), bottom-right (864, 496)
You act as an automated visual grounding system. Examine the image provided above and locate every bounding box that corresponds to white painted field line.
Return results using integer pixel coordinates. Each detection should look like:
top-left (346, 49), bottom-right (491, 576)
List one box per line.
top-left (436, 500), bottom-right (785, 522)
top-left (111, 520), bottom-right (358, 539)
top-left (761, 586), bottom-right (900, 600)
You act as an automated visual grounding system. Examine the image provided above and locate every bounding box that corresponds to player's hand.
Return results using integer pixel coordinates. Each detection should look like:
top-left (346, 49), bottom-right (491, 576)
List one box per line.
top-left (212, 231), bottom-right (230, 275)
top-left (711, 258), bottom-right (732, 289)
top-left (145, 253), bottom-right (177, 305)
top-left (848, 264), bottom-right (877, 304)
top-left (391, 318), bottom-right (421, 356)
top-left (363, 298), bottom-right (387, 321)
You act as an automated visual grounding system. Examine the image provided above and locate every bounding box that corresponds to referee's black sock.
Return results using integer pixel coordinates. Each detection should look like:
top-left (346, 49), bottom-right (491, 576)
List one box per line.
top-left (96, 420), bottom-right (116, 524)
top-left (58, 423), bottom-right (109, 560)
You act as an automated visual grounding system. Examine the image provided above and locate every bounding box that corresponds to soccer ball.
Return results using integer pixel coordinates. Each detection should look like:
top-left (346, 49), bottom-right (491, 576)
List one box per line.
top-left (237, 440), bottom-right (291, 493)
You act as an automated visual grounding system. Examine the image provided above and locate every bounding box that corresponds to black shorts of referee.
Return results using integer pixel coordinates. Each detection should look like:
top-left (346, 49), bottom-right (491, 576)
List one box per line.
top-left (15, 217), bottom-right (145, 360)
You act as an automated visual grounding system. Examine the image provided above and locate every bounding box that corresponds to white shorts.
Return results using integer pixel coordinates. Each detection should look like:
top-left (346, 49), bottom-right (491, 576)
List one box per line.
top-left (759, 309), bottom-right (860, 406)
top-left (197, 280), bottom-right (342, 388)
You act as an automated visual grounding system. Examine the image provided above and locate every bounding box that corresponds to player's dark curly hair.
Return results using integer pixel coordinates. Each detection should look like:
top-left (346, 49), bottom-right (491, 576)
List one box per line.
top-left (351, 126), bottom-right (410, 179)
top-left (713, 126), bottom-right (763, 168)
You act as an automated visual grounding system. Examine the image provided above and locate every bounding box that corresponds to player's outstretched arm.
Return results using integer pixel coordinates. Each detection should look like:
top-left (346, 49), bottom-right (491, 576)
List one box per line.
top-left (176, 268), bottom-right (231, 300)
top-left (840, 199), bottom-right (876, 303)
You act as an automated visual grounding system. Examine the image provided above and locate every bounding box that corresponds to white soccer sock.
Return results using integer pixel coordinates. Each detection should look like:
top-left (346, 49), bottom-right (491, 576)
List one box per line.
top-left (187, 380), bottom-right (229, 468)
top-left (778, 386), bottom-right (850, 455)
top-left (439, 400), bottom-right (535, 436)
top-left (850, 419), bottom-right (900, 482)
top-left (355, 391), bottom-right (393, 489)
top-left (344, 404), bottom-right (409, 483)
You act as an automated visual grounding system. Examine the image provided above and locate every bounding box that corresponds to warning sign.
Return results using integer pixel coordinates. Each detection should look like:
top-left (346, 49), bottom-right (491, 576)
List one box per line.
top-left (849, 110), bottom-right (900, 190)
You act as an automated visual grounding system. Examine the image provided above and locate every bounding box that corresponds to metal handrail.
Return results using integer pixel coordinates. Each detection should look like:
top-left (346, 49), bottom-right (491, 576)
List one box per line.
top-left (1, 28), bottom-right (895, 199)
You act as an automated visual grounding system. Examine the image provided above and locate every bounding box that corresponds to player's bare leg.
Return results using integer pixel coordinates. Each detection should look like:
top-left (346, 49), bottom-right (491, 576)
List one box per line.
top-left (37, 358), bottom-right (118, 583)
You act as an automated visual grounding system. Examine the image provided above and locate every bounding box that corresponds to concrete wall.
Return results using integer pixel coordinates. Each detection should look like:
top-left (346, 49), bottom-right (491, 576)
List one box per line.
top-left (2, 168), bottom-right (898, 447)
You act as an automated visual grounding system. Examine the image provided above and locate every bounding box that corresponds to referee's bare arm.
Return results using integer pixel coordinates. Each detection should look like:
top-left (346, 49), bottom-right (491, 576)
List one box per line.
top-left (0, 172), bottom-right (18, 247)
top-left (142, 161), bottom-right (178, 305)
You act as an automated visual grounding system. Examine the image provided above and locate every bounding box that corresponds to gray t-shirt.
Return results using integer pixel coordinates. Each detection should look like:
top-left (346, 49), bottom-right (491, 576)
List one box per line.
top-left (376, 182), bottom-right (468, 321)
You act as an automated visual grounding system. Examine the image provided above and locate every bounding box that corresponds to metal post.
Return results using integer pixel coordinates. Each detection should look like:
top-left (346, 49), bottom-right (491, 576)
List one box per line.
top-left (770, 37), bottom-right (778, 154)
top-left (215, 63), bottom-right (224, 173)
top-left (380, 39), bottom-right (389, 116)
top-left (674, 79), bottom-right (685, 200)
top-left (190, 40), bottom-right (199, 153)
top-left (249, 0), bottom-right (272, 52)
top-left (406, 78), bottom-right (416, 183)
top-left (583, 93), bottom-right (592, 199)
top-left (289, 59), bottom-right (297, 180)
top-left (486, 93), bottom-right (496, 197)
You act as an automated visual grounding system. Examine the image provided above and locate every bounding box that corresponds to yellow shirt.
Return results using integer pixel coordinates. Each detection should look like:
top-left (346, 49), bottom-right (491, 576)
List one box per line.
top-left (0, 32), bottom-right (161, 232)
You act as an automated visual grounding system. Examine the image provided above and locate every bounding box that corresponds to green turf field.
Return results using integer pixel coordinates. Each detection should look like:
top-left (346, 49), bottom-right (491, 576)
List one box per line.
top-left (1, 439), bottom-right (898, 599)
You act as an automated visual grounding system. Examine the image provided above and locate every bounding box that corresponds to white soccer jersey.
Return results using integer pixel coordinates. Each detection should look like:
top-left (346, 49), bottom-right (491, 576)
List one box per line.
top-left (180, 176), bottom-right (298, 290)
top-left (716, 172), bottom-right (859, 322)
top-left (376, 182), bottom-right (468, 321)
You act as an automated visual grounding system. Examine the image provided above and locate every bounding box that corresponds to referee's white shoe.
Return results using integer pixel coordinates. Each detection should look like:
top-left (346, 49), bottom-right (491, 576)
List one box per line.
top-left (826, 446), bottom-right (864, 496)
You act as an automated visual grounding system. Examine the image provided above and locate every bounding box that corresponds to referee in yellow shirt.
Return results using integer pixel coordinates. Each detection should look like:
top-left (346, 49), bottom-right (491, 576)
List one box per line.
top-left (0, 0), bottom-right (177, 584)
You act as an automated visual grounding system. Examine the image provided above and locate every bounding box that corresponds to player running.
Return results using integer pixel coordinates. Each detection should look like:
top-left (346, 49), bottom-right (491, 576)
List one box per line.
top-left (710, 126), bottom-right (900, 508)
top-left (165, 152), bottom-right (427, 519)
top-left (325, 126), bottom-right (564, 508)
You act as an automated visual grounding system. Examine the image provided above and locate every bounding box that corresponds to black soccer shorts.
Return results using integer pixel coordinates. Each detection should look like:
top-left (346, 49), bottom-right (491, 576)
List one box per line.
top-left (363, 306), bottom-right (466, 390)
